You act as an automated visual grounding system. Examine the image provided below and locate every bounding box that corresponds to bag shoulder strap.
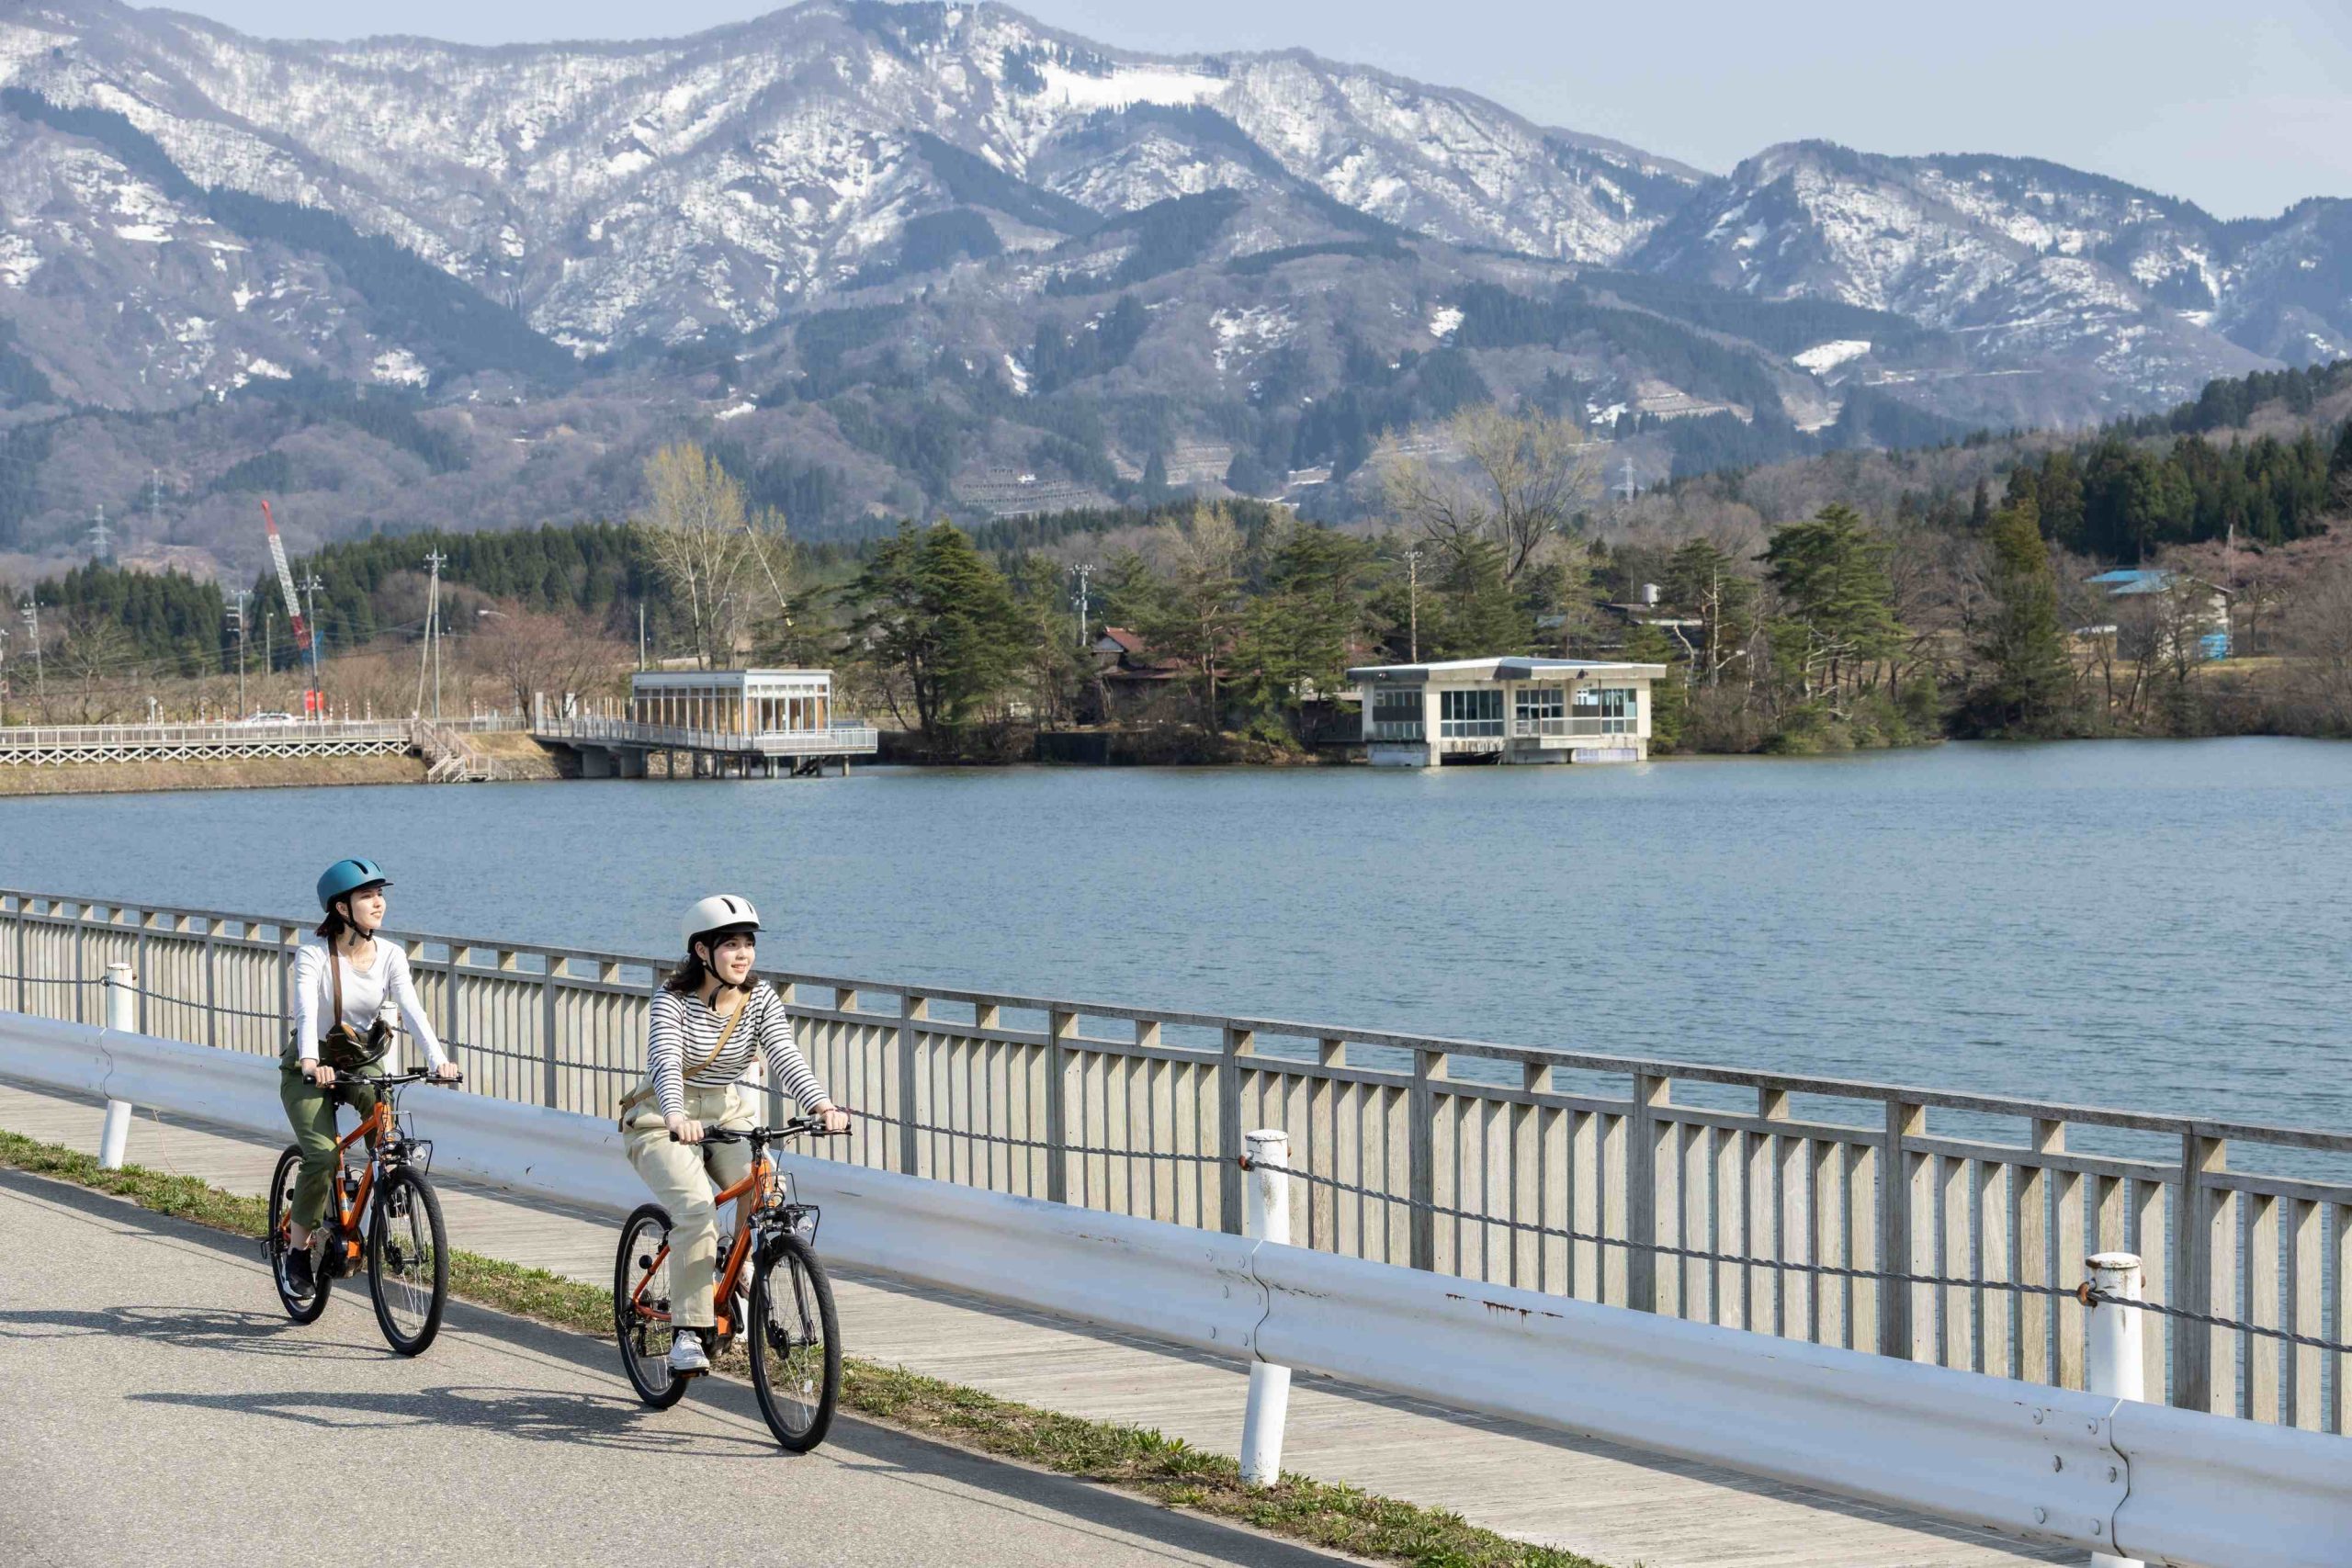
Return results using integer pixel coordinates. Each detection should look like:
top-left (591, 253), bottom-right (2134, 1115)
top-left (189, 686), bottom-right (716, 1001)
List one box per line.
top-left (680, 988), bottom-right (752, 1080)
top-left (329, 945), bottom-right (345, 1037)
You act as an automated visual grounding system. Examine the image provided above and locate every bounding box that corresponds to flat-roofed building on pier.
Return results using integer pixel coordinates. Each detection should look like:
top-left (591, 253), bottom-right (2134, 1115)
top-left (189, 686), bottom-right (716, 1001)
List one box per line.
top-left (1348, 657), bottom-right (1668, 766)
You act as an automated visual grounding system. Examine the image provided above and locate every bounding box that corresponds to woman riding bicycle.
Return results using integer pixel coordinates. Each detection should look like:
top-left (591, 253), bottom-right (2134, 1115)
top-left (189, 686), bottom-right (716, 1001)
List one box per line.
top-left (621, 894), bottom-right (849, 1376)
top-left (280, 858), bottom-right (460, 1295)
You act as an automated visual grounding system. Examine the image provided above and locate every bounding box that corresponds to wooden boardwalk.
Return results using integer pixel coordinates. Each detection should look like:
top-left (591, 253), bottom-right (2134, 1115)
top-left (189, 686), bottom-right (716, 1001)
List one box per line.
top-left (0, 1077), bottom-right (2067, 1568)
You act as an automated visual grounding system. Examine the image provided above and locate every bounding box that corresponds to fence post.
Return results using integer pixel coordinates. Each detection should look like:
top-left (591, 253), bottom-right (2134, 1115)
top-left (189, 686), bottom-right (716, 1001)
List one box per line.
top-left (1408, 1048), bottom-right (1440, 1270)
top-left (1880, 1100), bottom-right (1925, 1359)
top-left (1219, 1026), bottom-right (1253, 1235)
top-left (898, 992), bottom-right (925, 1179)
top-left (2086, 1251), bottom-right (2146, 1568)
top-left (1626, 1073), bottom-right (1669, 1313)
top-left (99, 961), bottom-right (136, 1169)
top-left (1239, 1128), bottom-right (1292, 1487)
top-left (2172, 1134), bottom-right (2226, 1412)
top-left (540, 967), bottom-right (560, 1109)
top-left (1045, 1008), bottom-right (1074, 1205)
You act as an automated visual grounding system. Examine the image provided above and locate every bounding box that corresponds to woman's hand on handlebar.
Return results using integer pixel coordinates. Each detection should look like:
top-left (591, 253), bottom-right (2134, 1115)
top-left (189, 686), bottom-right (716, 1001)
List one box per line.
top-left (814, 1100), bottom-right (852, 1135)
top-left (666, 1111), bottom-right (704, 1145)
top-left (430, 1062), bottom-right (463, 1086)
top-left (303, 1058), bottom-right (335, 1089)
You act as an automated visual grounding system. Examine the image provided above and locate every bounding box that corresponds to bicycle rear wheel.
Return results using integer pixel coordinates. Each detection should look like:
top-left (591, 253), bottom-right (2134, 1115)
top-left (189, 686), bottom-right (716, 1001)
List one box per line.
top-left (614, 1204), bottom-right (687, 1409)
top-left (266, 1145), bottom-right (331, 1324)
top-left (749, 1233), bottom-right (840, 1451)
top-left (368, 1167), bottom-right (447, 1356)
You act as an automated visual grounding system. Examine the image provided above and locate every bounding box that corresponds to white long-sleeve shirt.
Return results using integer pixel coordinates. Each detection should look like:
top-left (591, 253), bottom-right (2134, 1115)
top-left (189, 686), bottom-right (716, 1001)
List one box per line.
top-left (647, 983), bottom-right (825, 1120)
top-left (289, 934), bottom-right (447, 1071)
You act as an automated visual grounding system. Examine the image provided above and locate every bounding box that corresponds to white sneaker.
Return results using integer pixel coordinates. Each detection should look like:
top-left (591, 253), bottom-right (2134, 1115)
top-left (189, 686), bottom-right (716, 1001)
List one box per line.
top-left (666, 1332), bottom-right (710, 1375)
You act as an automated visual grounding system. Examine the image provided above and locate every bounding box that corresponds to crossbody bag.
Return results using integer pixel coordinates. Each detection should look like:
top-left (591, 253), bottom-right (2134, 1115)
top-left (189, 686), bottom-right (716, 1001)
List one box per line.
top-left (616, 993), bottom-right (750, 1130)
top-left (281, 946), bottom-right (391, 1075)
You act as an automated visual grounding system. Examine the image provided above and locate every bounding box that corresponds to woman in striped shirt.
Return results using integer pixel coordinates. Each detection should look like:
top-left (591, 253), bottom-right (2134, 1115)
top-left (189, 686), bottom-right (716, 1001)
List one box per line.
top-left (620, 894), bottom-right (849, 1375)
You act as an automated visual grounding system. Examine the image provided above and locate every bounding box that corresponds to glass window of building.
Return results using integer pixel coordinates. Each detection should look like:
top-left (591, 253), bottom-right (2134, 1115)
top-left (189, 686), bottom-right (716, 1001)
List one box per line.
top-left (1439, 688), bottom-right (1504, 737)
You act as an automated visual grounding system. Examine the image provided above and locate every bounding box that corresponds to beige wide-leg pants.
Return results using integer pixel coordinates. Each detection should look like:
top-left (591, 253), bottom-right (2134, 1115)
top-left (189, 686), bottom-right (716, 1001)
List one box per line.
top-left (622, 1082), bottom-right (754, 1329)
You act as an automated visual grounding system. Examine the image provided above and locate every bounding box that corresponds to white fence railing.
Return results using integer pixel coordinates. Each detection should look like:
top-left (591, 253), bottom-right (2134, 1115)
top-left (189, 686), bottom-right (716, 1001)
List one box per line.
top-left (2, 1010), bottom-right (2345, 1568)
top-left (533, 716), bottom-right (878, 757)
top-left (1, 886), bottom-right (2346, 1434)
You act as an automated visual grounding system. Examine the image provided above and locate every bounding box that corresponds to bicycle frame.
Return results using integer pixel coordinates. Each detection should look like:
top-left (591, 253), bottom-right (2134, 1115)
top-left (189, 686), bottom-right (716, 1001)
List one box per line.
top-left (277, 1075), bottom-right (426, 1272)
top-left (628, 1150), bottom-right (775, 1339)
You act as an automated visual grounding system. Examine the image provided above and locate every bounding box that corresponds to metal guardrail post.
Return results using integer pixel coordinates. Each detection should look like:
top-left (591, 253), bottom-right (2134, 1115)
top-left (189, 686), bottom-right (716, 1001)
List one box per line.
top-left (99, 961), bottom-right (136, 1169)
top-left (2086, 1251), bottom-right (2147, 1568)
top-left (1239, 1128), bottom-right (1293, 1486)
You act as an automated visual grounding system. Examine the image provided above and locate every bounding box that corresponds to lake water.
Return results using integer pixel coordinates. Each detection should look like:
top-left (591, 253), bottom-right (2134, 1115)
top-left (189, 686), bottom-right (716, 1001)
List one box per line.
top-left (4, 739), bottom-right (2347, 1162)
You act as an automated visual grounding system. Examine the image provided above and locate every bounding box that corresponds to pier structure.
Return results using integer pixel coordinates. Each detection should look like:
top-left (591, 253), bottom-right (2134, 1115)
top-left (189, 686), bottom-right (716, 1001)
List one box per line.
top-left (532, 668), bottom-right (876, 779)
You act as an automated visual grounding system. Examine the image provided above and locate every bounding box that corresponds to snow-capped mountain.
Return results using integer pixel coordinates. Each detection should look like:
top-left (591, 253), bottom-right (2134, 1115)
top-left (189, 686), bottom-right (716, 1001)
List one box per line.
top-left (1632, 142), bottom-right (2345, 412)
top-left (0, 1), bottom-right (2344, 572)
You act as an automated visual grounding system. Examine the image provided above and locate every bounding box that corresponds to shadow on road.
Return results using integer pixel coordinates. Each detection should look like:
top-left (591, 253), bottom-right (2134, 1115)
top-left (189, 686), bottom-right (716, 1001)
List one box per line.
top-left (0, 1304), bottom-right (384, 1363)
top-left (131, 1384), bottom-right (768, 1456)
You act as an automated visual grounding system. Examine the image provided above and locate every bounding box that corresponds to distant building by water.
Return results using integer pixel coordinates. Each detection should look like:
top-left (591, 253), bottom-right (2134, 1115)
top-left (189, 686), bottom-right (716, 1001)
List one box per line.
top-left (1348, 656), bottom-right (1668, 766)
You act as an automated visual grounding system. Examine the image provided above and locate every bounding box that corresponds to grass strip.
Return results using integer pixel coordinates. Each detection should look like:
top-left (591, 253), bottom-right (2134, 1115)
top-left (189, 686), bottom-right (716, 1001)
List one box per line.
top-left (0, 1128), bottom-right (1608, 1568)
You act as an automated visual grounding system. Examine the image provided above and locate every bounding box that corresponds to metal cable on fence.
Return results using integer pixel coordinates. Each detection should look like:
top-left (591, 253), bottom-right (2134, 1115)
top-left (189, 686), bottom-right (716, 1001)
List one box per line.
top-left (849, 1114), bottom-right (2352, 1356)
top-left (0, 972), bottom-right (109, 989)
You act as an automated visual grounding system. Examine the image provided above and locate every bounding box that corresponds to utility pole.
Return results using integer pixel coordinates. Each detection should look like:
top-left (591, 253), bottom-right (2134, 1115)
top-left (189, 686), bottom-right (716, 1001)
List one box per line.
top-left (638, 602), bottom-right (648, 672)
top-left (150, 468), bottom-right (162, 540)
top-left (423, 552), bottom-right (447, 724)
top-left (298, 571), bottom-right (324, 713)
top-left (1071, 563), bottom-right (1092, 647)
top-left (1404, 549), bottom-right (1421, 663)
top-left (264, 604), bottom-right (273, 684)
top-left (227, 591), bottom-right (250, 716)
top-left (21, 600), bottom-right (42, 705)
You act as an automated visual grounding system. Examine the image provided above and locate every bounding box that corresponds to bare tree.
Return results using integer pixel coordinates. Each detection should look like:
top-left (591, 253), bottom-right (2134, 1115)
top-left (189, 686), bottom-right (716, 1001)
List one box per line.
top-left (637, 442), bottom-right (784, 670)
top-left (467, 602), bottom-right (629, 716)
top-left (2279, 556), bottom-right (2352, 735)
top-left (1379, 407), bottom-right (1600, 584)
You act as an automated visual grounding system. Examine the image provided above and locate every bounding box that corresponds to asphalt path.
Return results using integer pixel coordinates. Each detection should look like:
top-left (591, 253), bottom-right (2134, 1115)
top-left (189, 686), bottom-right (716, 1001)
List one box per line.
top-left (0, 1169), bottom-right (1350, 1568)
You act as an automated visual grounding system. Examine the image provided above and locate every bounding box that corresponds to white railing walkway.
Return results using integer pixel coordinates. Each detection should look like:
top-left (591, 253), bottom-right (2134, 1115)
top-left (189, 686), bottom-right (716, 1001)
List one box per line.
top-left (0, 719), bottom-right (413, 766)
top-left (2, 1000), bottom-right (2344, 1568)
top-left (532, 715), bottom-right (878, 758)
top-left (2, 886), bottom-right (2347, 1439)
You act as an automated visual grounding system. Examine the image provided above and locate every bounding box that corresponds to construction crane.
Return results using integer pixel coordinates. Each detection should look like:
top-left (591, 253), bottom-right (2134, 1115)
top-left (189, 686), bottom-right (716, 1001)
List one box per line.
top-left (259, 501), bottom-right (321, 715)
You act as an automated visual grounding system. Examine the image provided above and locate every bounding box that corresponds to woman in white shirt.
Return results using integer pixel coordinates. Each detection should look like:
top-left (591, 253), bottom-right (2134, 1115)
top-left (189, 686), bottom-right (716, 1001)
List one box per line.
top-left (278, 857), bottom-right (460, 1296)
top-left (619, 894), bottom-right (849, 1375)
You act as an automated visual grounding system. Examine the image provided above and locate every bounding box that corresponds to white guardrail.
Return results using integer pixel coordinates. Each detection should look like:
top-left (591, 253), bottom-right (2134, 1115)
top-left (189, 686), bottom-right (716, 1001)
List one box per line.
top-left (3, 1009), bottom-right (2345, 1568)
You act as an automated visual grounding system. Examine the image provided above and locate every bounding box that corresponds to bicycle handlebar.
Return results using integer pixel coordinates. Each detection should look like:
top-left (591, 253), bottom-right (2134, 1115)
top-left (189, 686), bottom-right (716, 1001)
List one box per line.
top-left (672, 1113), bottom-right (850, 1145)
top-left (308, 1066), bottom-right (463, 1089)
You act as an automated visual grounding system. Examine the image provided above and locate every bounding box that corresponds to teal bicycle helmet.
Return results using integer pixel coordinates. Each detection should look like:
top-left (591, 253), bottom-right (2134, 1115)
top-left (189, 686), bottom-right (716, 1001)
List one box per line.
top-left (316, 857), bottom-right (391, 912)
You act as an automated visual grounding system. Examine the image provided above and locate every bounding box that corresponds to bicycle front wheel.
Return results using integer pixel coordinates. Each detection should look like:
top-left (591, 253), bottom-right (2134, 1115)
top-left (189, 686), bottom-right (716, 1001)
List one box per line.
top-left (368, 1167), bottom-right (448, 1356)
top-left (615, 1204), bottom-right (687, 1409)
top-left (266, 1145), bottom-right (331, 1324)
top-left (749, 1233), bottom-right (840, 1452)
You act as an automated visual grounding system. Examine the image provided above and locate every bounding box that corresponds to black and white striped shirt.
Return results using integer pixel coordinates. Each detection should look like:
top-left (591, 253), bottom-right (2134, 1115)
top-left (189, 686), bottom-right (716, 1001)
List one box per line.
top-left (647, 983), bottom-right (826, 1120)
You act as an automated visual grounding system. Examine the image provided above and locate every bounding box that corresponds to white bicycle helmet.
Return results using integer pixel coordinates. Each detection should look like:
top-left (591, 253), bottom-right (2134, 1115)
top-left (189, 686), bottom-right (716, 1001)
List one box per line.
top-left (682, 894), bottom-right (761, 954)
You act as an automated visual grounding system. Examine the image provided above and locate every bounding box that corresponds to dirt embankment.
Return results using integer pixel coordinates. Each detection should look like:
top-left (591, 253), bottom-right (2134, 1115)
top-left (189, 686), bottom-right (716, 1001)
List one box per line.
top-left (0, 753), bottom-right (431, 797)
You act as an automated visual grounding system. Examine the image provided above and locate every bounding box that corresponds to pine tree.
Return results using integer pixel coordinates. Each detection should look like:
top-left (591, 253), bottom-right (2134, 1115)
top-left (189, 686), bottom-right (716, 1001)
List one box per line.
top-left (1430, 538), bottom-right (1529, 658)
top-left (1970, 496), bottom-right (2072, 734)
top-left (1762, 504), bottom-right (1902, 701)
top-left (841, 522), bottom-right (1029, 738)
top-left (1969, 478), bottom-right (1993, 530)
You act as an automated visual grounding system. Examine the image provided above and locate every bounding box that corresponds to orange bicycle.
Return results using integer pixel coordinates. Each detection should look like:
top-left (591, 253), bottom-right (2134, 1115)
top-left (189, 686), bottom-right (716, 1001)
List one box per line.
top-left (266, 1069), bottom-right (453, 1356)
top-left (614, 1116), bottom-right (843, 1450)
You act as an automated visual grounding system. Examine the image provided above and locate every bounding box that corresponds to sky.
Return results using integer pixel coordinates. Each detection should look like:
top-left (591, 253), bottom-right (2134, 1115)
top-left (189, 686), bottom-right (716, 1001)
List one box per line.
top-left (134, 0), bottom-right (2352, 219)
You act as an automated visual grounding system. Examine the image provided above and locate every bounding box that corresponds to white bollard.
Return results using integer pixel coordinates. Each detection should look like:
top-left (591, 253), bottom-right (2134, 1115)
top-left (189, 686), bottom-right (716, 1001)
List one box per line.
top-left (98, 961), bottom-right (137, 1169)
top-left (2086, 1251), bottom-right (2146, 1568)
top-left (1239, 1128), bottom-right (1293, 1487)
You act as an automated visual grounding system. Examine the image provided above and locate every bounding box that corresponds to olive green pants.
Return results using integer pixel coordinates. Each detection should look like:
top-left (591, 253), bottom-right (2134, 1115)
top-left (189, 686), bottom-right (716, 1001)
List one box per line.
top-left (622, 1083), bottom-right (754, 1329)
top-left (279, 1064), bottom-right (381, 1232)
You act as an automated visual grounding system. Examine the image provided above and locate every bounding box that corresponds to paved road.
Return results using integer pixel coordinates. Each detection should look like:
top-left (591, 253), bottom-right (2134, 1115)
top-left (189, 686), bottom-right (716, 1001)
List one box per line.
top-left (0, 1169), bottom-right (1346, 1568)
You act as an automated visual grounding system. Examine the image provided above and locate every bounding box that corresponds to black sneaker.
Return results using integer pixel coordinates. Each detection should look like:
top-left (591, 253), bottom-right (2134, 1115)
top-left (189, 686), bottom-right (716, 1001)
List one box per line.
top-left (283, 1243), bottom-right (315, 1295)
